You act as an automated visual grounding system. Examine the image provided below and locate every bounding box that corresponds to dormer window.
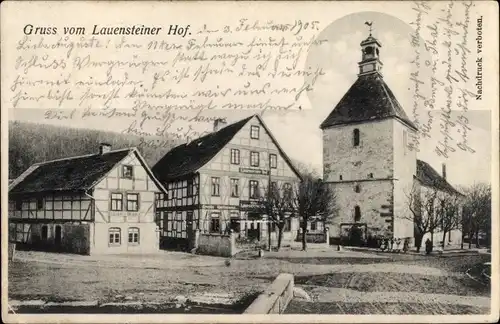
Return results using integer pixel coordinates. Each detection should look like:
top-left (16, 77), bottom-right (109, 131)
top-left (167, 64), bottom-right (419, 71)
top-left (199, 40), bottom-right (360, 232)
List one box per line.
top-left (353, 129), bottom-right (360, 147)
top-left (368, 173), bottom-right (373, 179)
top-left (250, 125), bottom-right (260, 139)
top-left (122, 165), bottom-right (133, 179)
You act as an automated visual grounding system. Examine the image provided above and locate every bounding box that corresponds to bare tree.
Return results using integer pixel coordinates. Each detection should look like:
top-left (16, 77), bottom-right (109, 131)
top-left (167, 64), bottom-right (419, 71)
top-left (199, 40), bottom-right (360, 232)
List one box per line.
top-left (404, 182), bottom-right (441, 252)
top-left (258, 182), bottom-right (294, 251)
top-left (460, 183), bottom-right (491, 248)
top-left (292, 171), bottom-right (337, 251)
top-left (437, 192), bottom-right (462, 248)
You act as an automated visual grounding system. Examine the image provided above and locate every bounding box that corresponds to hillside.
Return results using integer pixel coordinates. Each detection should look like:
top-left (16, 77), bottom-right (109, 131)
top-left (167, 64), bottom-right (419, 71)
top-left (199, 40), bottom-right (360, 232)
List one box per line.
top-left (8, 121), bottom-right (183, 179)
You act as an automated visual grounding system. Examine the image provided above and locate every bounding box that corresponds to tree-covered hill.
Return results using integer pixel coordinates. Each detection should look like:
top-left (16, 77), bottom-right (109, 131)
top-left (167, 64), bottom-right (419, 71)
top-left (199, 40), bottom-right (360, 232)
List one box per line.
top-left (8, 121), bottom-right (182, 179)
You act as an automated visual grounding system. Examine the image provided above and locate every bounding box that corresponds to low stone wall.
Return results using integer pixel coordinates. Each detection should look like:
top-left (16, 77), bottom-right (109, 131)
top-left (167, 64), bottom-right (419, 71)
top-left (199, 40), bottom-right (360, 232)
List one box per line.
top-left (196, 231), bottom-right (237, 257)
top-left (244, 273), bottom-right (294, 314)
top-left (296, 229), bottom-right (330, 245)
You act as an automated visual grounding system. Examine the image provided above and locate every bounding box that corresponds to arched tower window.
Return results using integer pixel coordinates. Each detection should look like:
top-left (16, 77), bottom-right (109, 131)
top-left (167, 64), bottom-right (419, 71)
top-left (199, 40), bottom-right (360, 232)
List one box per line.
top-left (354, 206), bottom-right (361, 222)
top-left (353, 129), bottom-right (360, 147)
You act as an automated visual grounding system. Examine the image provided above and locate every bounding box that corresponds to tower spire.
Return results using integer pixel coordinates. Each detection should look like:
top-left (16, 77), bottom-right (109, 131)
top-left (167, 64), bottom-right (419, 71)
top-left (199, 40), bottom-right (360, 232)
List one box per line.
top-left (358, 23), bottom-right (383, 77)
top-left (365, 21), bottom-right (373, 37)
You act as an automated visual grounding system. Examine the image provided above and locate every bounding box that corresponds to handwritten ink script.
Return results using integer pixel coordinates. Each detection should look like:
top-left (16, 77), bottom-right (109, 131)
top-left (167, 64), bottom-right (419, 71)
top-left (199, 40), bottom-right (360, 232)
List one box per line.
top-left (8, 20), bottom-right (328, 143)
top-left (407, 1), bottom-right (482, 158)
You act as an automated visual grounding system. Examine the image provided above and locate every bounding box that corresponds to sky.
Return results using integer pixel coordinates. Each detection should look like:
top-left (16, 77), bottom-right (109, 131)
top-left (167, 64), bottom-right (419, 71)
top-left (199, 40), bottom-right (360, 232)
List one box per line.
top-left (8, 11), bottom-right (493, 188)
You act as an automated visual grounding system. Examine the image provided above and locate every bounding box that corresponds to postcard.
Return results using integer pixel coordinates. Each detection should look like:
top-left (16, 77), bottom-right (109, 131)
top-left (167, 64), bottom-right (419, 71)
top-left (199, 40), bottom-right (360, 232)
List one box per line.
top-left (1, 0), bottom-right (498, 323)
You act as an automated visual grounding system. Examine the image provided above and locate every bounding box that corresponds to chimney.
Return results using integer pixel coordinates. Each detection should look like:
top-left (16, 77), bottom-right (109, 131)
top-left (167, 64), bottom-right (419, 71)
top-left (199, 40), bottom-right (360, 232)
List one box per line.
top-left (442, 163), bottom-right (447, 180)
top-left (213, 118), bottom-right (227, 132)
top-left (99, 143), bottom-right (112, 155)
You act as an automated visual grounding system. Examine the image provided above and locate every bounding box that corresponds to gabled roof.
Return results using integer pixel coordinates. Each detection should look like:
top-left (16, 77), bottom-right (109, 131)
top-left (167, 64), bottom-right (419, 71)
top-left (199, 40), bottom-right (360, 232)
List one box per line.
top-left (153, 114), bottom-right (302, 182)
top-left (416, 160), bottom-right (462, 195)
top-left (9, 148), bottom-right (166, 195)
top-left (320, 73), bottom-right (418, 131)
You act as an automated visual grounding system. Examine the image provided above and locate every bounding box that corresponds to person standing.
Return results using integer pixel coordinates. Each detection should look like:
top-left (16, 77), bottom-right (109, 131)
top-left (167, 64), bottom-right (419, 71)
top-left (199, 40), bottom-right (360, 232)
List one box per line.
top-left (425, 238), bottom-right (433, 255)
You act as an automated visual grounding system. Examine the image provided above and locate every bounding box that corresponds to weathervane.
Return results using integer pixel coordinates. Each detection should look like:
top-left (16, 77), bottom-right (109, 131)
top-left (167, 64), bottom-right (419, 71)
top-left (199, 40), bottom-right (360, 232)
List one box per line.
top-left (364, 21), bottom-right (373, 36)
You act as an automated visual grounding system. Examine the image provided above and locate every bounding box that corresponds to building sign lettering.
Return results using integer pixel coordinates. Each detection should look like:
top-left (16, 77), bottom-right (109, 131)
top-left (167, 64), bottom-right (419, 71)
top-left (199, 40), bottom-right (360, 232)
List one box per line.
top-left (239, 200), bottom-right (265, 211)
top-left (239, 168), bottom-right (269, 175)
top-left (202, 204), bottom-right (239, 211)
top-left (109, 211), bottom-right (140, 217)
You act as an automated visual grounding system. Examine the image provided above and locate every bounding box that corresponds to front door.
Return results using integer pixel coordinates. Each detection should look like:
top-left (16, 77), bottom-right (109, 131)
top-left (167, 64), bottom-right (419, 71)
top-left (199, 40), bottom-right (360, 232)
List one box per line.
top-left (54, 225), bottom-right (62, 246)
top-left (247, 213), bottom-right (261, 241)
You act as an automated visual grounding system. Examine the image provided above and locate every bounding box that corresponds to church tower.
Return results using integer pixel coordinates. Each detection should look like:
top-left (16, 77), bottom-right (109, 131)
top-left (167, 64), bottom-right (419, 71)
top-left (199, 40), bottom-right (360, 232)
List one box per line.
top-left (320, 25), bottom-right (418, 242)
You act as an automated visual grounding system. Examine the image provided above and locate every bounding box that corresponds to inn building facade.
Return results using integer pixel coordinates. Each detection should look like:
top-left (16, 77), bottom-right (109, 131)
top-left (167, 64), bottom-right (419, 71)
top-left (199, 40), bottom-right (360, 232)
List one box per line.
top-left (152, 115), bottom-right (302, 250)
top-left (8, 144), bottom-right (166, 254)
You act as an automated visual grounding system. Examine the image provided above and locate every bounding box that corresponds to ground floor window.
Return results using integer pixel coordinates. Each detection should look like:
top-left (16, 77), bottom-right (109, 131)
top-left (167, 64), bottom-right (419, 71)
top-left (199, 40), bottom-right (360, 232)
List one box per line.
top-left (128, 227), bottom-right (139, 244)
top-left (284, 217), bottom-right (291, 232)
top-left (230, 213), bottom-right (240, 233)
top-left (210, 212), bottom-right (220, 233)
top-left (310, 221), bottom-right (317, 231)
top-left (109, 227), bottom-right (121, 245)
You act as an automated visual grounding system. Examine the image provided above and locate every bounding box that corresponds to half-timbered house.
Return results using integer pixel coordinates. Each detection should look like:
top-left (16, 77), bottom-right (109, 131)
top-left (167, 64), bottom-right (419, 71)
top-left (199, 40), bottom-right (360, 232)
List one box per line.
top-left (8, 144), bottom-right (166, 255)
top-left (152, 114), bottom-right (302, 250)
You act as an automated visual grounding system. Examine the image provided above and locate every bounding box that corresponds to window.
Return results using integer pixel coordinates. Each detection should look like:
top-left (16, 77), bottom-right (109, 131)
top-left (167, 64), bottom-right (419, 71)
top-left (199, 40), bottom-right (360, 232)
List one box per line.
top-left (128, 227), bottom-right (139, 244)
top-left (210, 213), bottom-right (220, 233)
top-left (271, 181), bottom-right (278, 192)
top-left (311, 221), bottom-right (317, 231)
top-left (109, 227), bottom-right (121, 245)
top-left (111, 193), bottom-right (123, 211)
top-left (230, 213), bottom-right (240, 233)
top-left (127, 193), bottom-right (139, 211)
top-left (354, 206), bottom-right (361, 222)
top-left (284, 217), bottom-right (291, 232)
top-left (230, 149), bottom-right (240, 164)
top-left (269, 154), bottom-right (277, 169)
top-left (15, 200), bottom-right (22, 211)
top-left (211, 177), bottom-right (220, 196)
top-left (230, 178), bottom-right (239, 197)
top-left (284, 183), bottom-right (293, 199)
top-left (353, 129), bottom-right (360, 147)
top-left (250, 125), bottom-right (260, 139)
top-left (354, 184), bottom-right (361, 193)
top-left (41, 225), bottom-right (48, 240)
top-left (187, 179), bottom-right (193, 196)
top-left (250, 151), bottom-right (260, 167)
top-left (339, 175), bottom-right (343, 181)
top-left (36, 198), bottom-right (44, 210)
top-left (122, 165), bottom-right (134, 179)
top-left (249, 180), bottom-right (259, 199)
top-left (368, 173), bottom-right (373, 178)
